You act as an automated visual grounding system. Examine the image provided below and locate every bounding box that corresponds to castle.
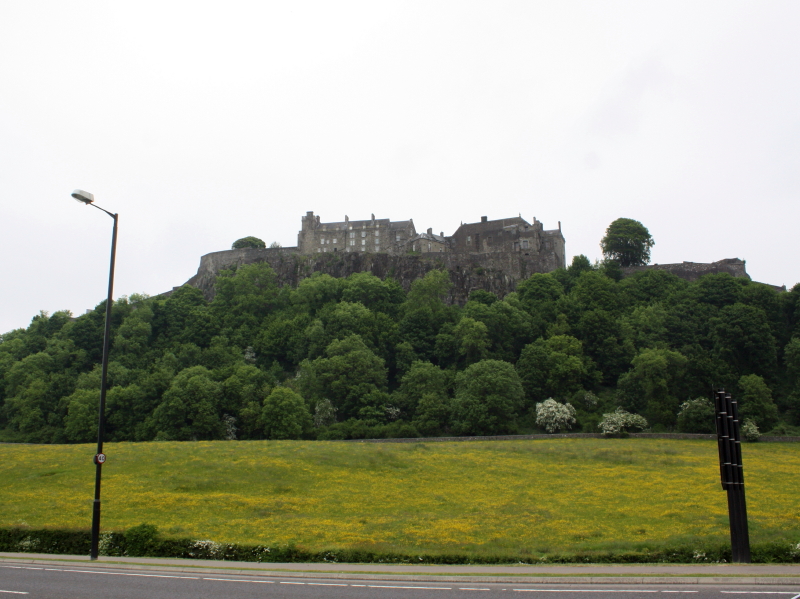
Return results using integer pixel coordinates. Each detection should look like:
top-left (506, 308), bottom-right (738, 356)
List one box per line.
top-left (297, 211), bottom-right (566, 268)
top-left (177, 211), bottom-right (777, 305)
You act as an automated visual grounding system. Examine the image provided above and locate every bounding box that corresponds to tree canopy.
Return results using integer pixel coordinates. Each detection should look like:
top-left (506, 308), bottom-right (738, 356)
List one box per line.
top-left (1, 256), bottom-right (797, 443)
top-left (600, 218), bottom-right (654, 267)
top-left (231, 236), bottom-right (266, 249)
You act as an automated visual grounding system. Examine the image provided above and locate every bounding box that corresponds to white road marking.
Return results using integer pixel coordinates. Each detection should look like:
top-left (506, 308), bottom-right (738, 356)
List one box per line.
top-left (0, 591), bottom-right (29, 595)
top-left (460, 588), bottom-right (492, 591)
top-left (308, 583), bottom-right (348, 586)
top-left (720, 593), bottom-right (800, 595)
top-left (514, 591), bottom-right (659, 593)
top-left (60, 569), bottom-right (198, 579)
top-left (280, 581), bottom-right (306, 584)
top-left (203, 578), bottom-right (274, 583)
top-left (368, 585), bottom-right (452, 590)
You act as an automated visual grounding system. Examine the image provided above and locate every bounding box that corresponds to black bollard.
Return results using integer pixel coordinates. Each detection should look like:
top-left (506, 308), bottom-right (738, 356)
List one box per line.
top-left (713, 389), bottom-right (751, 563)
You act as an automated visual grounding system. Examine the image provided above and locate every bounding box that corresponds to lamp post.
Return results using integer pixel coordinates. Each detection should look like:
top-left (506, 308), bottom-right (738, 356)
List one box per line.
top-left (71, 189), bottom-right (118, 561)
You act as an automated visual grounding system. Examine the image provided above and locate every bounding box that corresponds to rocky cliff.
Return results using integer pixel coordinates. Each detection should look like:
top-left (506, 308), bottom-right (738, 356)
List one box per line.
top-left (181, 246), bottom-right (559, 305)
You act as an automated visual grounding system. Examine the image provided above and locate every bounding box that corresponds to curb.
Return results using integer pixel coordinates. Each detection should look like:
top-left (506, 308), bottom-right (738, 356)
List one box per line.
top-left (3, 557), bottom-right (800, 586)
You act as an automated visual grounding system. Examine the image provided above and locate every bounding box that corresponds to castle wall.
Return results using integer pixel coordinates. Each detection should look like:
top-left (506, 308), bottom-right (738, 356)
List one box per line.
top-left (621, 259), bottom-right (749, 281)
top-left (182, 247), bottom-right (560, 305)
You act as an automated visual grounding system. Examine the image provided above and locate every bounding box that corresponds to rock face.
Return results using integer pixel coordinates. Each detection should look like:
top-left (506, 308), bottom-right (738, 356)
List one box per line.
top-left (182, 246), bottom-right (561, 304)
top-left (177, 251), bottom-right (776, 305)
top-left (621, 258), bottom-right (749, 282)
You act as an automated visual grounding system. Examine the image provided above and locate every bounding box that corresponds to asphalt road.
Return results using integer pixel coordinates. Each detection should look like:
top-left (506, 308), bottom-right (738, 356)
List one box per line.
top-left (2, 563), bottom-right (799, 599)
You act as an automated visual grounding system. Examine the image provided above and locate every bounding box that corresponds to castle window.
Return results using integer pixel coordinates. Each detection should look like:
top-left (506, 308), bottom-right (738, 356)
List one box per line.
top-left (320, 237), bottom-right (325, 244)
top-left (396, 234), bottom-right (401, 242)
top-left (333, 238), bottom-right (337, 244)
top-left (375, 230), bottom-right (380, 237)
top-left (522, 240), bottom-right (529, 249)
top-left (361, 246), bottom-right (366, 251)
top-left (375, 238), bottom-right (379, 245)
top-left (428, 243), bottom-right (431, 251)
top-left (467, 236), bottom-right (471, 243)
top-left (514, 242), bottom-right (519, 251)
top-left (361, 231), bottom-right (366, 238)
top-left (350, 239), bottom-right (355, 246)
top-left (361, 239), bottom-right (365, 246)
top-left (317, 248), bottom-right (321, 253)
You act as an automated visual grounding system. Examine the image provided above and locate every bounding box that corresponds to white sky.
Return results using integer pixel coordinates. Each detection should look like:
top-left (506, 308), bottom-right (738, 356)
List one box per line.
top-left (2, 1), bottom-right (799, 334)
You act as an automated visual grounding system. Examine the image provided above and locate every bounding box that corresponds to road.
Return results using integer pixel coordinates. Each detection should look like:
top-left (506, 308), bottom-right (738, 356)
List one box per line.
top-left (2, 563), bottom-right (799, 599)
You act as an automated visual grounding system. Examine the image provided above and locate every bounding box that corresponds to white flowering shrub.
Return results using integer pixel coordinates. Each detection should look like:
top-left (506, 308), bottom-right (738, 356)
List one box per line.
top-left (599, 408), bottom-right (648, 436)
top-left (535, 399), bottom-right (577, 433)
top-left (17, 536), bottom-right (40, 552)
top-left (741, 418), bottom-right (761, 442)
top-left (188, 540), bottom-right (223, 558)
top-left (314, 398), bottom-right (337, 428)
top-left (790, 542), bottom-right (800, 559)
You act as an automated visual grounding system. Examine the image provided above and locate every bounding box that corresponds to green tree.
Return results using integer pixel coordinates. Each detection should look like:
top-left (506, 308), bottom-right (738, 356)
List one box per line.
top-left (737, 374), bottom-right (779, 431)
top-left (261, 387), bottom-right (312, 439)
top-left (451, 360), bottom-right (524, 436)
top-left (232, 236), bottom-right (266, 249)
top-left (711, 303), bottom-right (778, 379)
top-left (148, 366), bottom-right (224, 440)
top-left (516, 335), bottom-right (596, 404)
top-left (600, 218), bottom-right (654, 267)
top-left (392, 361), bottom-right (450, 419)
top-left (303, 335), bottom-right (388, 420)
top-left (676, 397), bottom-right (715, 434)
top-left (617, 348), bottom-right (688, 429)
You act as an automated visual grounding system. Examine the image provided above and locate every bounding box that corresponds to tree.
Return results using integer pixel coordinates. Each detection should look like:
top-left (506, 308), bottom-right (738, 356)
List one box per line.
top-left (148, 366), bottom-right (224, 440)
top-left (737, 374), bottom-right (779, 431)
top-left (616, 348), bottom-right (688, 428)
top-left (303, 335), bottom-right (388, 420)
top-left (392, 361), bottom-right (450, 419)
top-left (516, 336), bottom-right (596, 404)
top-left (232, 236), bottom-right (266, 249)
top-left (451, 360), bottom-right (524, 435)
top-left (676, 397), bottom-right (715, 434)
top-left (261, 387), bottom-right (312, 439)
top-left (600, 218), bottom-right (654, 267)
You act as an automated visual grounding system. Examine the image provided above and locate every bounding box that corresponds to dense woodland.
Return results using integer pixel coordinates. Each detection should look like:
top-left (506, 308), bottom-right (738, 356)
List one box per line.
top-left (2, 255), bottom-right (799, 443)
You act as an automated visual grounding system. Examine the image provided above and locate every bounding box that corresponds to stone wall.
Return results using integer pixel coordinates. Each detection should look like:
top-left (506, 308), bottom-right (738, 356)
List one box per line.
top-left (181, 246), bottom-right (559, 304)
top-left (621, 258), bottom-right (749, 281)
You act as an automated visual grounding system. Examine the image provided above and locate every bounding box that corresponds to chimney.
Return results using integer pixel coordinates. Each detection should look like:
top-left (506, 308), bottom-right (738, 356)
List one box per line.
top-left (481, 216), bottom-right (488, 223)
top-left (427, 227), bottom-right (432, 235)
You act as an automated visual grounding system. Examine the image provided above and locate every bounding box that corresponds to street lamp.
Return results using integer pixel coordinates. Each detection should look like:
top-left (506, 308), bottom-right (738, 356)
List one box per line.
top-left (71, 189), bottom-right (118, 561)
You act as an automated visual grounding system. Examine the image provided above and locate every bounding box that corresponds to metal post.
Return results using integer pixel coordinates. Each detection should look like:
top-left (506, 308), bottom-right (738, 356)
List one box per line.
top-left (713, 389), bottom-right (751, 563)
top-left (90, 212), bottom-right (118, 560)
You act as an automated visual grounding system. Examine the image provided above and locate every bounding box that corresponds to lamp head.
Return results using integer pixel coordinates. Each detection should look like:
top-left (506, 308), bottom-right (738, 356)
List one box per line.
top-left (71, 189), bottom-right (94, 204)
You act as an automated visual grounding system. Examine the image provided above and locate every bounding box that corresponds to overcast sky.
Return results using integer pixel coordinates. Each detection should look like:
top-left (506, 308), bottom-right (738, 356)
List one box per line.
top-left (2, 1), bottom-right (799, 335)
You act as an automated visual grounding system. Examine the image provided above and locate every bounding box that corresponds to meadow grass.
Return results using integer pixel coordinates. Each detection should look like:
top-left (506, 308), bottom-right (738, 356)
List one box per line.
top-left (1, 438), bottom-right (798, 557)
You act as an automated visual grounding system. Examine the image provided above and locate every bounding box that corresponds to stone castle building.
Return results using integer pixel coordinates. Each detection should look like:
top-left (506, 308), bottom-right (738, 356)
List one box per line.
top-left (297, 211), bottom-right (566, 269)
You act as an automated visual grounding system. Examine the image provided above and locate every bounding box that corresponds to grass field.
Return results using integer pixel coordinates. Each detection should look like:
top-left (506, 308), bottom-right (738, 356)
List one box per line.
top-left (1, 438), bottom-right (798, 557)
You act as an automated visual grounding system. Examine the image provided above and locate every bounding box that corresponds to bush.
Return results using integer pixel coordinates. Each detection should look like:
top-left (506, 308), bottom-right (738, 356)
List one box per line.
top-left (741, 418), bottom-right (761, 442)
top-left (599, 408), bottom-right (648, 436)
top-left (2, 526), bottom-right (800, 564)
top-left (124, 523), bottom-right (159, 556)
top-left (232, 236), bottom-right (266, 249)
top-left (676, 398), bottom-right (715, 433)
top-left (535, 399), bottom-right (577, 433)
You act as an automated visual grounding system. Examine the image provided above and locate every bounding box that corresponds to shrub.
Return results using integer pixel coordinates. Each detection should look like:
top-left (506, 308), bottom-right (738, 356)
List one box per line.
top-left (676, 398), bottom-right (715, 433)
top-left (232, 236), bottom-right (266, 249)
top-left (741, 418), bottom-right (761, 442)
top-left (599, 408), bottom-right (648, 436)
top-left (535, 399), bottom-right (577, 433)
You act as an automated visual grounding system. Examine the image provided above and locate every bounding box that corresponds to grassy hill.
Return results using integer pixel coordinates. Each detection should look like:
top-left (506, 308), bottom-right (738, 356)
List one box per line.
top-left (1, 438), bottom-right (798, 558)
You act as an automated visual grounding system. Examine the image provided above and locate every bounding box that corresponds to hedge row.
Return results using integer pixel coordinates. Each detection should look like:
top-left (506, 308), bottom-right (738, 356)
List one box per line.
top-left (2, 526), bottom-right (799, 564)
